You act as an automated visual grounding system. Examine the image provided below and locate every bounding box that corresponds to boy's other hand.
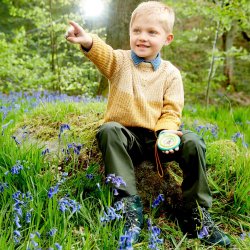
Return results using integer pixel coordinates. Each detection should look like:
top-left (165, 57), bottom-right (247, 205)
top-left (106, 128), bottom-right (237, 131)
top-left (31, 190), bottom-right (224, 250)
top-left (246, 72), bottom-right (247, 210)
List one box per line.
top-left (65, 21), bottom-right (93, 50)
top-left (161, 130), bottom-right (183, 155)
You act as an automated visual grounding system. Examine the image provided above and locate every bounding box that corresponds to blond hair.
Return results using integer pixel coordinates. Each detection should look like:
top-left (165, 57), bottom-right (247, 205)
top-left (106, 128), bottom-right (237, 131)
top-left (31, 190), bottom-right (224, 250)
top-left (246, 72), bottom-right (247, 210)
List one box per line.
top-left (130, 1), bottom-right (175, 34)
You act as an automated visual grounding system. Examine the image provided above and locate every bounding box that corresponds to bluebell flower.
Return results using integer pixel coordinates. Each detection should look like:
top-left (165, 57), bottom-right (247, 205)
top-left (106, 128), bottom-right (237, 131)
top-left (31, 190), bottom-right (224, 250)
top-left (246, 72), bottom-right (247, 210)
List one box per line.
top-left (86, 173), bottom-right (94, 179)
top-left (105, 174), bottom-right (126, 188)
top-left (118, 233), bottom-right (133, 250)
top-left (31, 240), bottom-right (39, 247)
top-left (66, 143), bottom-right (82, 155)
top-left (58, 197), bottom-right (81, 214)
top-left (48, 183), bottom-right (60, 198)
top-left (42, 148), bottom-right (50, 156)
top-left (100, 206), bottom-right (122, 223)
top-left (48, 228), bottom-right (57, 237)
top-left (114, 201), bottom-right (124, 212)
top-left (14, 214), bottom-right (22, 228)
top-left (11, 135), bottom-right (21, 145)
top-left (55, 242), bottom-right (63, 250)
top-left (35, 231), bottom-right (41, 238)
top-left (152, 194), bottom-right (164, 208)
top-left (118, 226), bottom-right (141, 249)
top-left (10, 161), bottom-right (24, 175)
top-left (147, 219), bottom-right (164, 250)
top-left (0, 182), bottom-right (8, 192)
top-left (198, 226), bottom-right (209, 239)
top-left (30, 233), bottom-right (35, 239)
top-left (13, 230), bottom-right (21, 237)
top-left (113, 188), bottom-right (119, 196)
top-left (26, 210), bottom-right (32, 223)
top-left (59, 124), bottom-right (70, 138)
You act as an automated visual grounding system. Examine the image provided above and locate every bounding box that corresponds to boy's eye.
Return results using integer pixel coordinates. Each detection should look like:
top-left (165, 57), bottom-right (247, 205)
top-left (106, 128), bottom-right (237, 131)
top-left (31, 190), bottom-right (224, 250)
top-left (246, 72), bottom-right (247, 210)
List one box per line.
top-left (133, 29), bottom-right (140, 34)
top-left (149, 30), bottom-right (157, 35)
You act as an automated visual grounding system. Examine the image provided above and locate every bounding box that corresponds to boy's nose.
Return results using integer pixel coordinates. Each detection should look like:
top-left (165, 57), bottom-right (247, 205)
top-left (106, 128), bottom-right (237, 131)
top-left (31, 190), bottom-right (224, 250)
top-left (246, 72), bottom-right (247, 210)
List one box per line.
top-left (138, 33), bottom-right (147, 41)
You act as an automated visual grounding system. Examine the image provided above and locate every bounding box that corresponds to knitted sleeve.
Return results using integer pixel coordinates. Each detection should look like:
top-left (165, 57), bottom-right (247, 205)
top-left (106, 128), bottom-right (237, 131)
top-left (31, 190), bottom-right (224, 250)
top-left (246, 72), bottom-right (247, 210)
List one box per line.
top-left (81, 34), bottom-right (122, 79)
top-left (154, 68), bottom-right (184, 131)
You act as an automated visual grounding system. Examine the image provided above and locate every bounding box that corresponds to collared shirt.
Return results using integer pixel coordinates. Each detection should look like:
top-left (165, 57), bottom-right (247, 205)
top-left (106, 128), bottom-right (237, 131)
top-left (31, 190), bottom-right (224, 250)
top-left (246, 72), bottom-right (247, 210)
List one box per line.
top-left (131, 51), bottom-right (161, 71)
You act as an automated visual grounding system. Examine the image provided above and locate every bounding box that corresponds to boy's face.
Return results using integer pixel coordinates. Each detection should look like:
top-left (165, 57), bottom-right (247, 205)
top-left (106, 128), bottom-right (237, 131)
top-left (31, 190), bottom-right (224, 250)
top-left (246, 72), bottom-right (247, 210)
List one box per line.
top-left (130, 15), bottom-right (173, 61)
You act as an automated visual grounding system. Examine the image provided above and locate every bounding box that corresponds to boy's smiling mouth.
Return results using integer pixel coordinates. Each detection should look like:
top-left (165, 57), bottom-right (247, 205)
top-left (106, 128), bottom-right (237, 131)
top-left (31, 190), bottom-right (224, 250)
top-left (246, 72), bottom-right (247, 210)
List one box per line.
top-left (137, 44), bottom-right (150, 48)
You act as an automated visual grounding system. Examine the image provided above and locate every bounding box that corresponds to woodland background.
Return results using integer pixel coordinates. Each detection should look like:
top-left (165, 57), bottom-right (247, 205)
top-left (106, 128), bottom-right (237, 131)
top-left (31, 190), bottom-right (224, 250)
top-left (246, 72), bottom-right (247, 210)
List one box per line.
top-left (0, 0), bottom-right (250, 106)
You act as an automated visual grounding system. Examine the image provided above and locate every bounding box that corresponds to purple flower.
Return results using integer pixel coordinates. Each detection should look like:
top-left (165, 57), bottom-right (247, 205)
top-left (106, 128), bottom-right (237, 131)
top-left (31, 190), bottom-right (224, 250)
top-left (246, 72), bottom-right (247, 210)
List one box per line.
top-left (59, 124), bottom-right (70, 138)
top-left (147, 219), bottom-right (164, 249)
top-left (113, 188), bottom-right (119, 196)
top-left (10, 161), bottom-right (23, 175)
top-left (48, 228), bottom-right (57, 237)
top-left (48, 183), bottom-right (60, 198)
top-left (86, 173), bottom-right (94, 179)
top-left (0, 182), bottom-right (8, 192)
top-left (100, 206), bottom-right (122, 223)
top-left (66, 143), bottom-right (82, 155)
top-left (152, 194), bottom-right (164, 208)
top-left (232, 132), bottom-right (243, 142)
top-left (58, 197), bottom-right (81, 213)
top-left (55, 243), bottom-right (63, 250)
top-left (198, 226), bottom-right (209, 239)
top-left (11, 135), bottom-right (21, 145)
top-left (105, 174), bottom-right (126, 188)
top-left (42, 148), bottom-right (50, 156)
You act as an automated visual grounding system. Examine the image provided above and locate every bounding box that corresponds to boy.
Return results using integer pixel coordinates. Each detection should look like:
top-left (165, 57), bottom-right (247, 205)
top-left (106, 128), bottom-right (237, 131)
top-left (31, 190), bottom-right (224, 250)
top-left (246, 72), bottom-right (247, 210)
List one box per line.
top-left (66, 1), bottom-right (230, 247)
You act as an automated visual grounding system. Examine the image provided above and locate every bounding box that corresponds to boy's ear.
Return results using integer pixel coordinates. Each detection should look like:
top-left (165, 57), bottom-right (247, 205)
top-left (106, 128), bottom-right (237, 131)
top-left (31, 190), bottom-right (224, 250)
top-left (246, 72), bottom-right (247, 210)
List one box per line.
top-left (165, 34), bottom-right (174, 45)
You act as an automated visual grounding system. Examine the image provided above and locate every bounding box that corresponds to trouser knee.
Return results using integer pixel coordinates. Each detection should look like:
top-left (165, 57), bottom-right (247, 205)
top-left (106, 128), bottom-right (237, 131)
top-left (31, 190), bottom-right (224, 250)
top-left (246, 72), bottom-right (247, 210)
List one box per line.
top-left (181, 131), bottom-right (206, 169)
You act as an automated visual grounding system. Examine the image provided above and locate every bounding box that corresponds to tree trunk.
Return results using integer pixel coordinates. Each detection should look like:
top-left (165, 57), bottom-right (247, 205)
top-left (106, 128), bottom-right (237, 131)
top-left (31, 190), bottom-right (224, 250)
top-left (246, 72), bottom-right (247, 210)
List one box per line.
top-left (97, 0), bottom-right (145, 96)
top-left (222, 21), bottom-right (237, 91)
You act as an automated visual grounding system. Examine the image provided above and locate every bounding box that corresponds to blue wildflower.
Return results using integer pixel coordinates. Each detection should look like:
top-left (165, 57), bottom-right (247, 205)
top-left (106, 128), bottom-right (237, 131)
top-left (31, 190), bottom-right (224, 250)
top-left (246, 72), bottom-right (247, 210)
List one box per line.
top-left (55, 242), bottom-right (63, 250)
top-left (113, 188), bottom-right (119, 196)
top-left (66, 143), bottom-right (82, 155)
top-left (10, 161), bottom-right (23, 175)
top-left (31, 240), bottom-right (39, 247)
top-left (0, 182), bottom-right (8, 192)
top-left (48, 183), bottom-right (60, 198)
top-left (12, 135), bottom-right (21, 145)
top-left (152, 194), bottom-right (164, 208)
top-left (48, 228), bottom-right (57, 237)
top-left (198, 226), bottom-right (209, 239)
top-left (42, 148), bottom-right (50, 156)
top-left (58, 197), bottom-right (81, 213)
top-left (114, 201), bottom-right (124, 212)
top-left (232, 132), bottom-right (243, 142)
top-left (59, 124), bottom-right (70, 138)
top-left (100, 206), bottom-right (122, 223)
top-left (86, 173), bottom-right (94, 179)
top-left (147, 219), bottom-right (164, 250)
top-left (105, 174), bottom-right (126, 188)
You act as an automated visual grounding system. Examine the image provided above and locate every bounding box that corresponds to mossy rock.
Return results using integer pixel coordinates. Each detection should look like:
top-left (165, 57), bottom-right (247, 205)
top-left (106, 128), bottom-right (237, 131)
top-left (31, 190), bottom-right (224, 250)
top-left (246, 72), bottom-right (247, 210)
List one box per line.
top-left (135, 160), bottom-right (183, 212)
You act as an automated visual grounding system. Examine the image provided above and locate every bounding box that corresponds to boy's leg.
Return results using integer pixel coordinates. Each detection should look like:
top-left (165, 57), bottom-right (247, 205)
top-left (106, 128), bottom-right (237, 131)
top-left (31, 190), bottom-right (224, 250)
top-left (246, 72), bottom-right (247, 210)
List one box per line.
top-left (96, 121), bottom-right (144, 196)
top-left (177, 130), bottom-right (212, 209)
top-left (160, 130), bottom-right (230, 246)
top-left (96, 122), bottom-right (144, 242)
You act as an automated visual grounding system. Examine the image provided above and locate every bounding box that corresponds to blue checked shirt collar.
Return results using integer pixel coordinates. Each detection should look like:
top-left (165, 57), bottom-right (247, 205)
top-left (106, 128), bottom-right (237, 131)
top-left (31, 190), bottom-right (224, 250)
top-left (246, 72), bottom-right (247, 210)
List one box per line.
top-left (131, 51), bottom-right (161, 71)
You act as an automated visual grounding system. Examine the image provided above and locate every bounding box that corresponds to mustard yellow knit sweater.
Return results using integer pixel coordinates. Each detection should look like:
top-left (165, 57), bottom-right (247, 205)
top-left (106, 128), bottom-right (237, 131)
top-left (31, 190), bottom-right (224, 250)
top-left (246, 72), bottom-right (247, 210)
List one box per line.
top-left (82, 35), bottom-right (184, 132)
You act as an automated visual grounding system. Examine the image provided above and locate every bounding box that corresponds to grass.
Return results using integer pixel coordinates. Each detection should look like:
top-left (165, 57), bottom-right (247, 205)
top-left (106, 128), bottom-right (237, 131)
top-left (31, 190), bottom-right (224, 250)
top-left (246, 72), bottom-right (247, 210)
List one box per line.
top-left (0, 91), bottom-right (250, 249)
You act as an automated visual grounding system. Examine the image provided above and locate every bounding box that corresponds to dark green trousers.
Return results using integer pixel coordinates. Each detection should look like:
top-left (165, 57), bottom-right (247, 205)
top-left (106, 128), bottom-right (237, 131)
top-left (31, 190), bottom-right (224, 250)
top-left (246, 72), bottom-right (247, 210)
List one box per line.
top-left (96, 122), bottom-right (212, 209)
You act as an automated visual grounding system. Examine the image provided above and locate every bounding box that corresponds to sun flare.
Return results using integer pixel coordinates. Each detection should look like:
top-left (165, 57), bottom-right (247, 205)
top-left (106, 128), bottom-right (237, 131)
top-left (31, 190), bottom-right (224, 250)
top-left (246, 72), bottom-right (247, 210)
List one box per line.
top-left (80, 0), bottom-right (104, 18)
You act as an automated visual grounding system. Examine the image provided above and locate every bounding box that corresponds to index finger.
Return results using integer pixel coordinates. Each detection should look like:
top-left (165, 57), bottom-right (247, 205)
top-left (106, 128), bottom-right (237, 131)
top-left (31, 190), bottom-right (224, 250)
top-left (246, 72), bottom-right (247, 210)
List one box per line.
top-left (69, 20), bottom-right (82, 31)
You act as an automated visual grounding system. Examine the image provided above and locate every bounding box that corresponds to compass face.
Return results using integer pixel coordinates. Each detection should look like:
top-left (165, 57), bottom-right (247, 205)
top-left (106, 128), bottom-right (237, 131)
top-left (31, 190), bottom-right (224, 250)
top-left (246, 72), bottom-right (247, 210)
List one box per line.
top-left (157, 133), bottom-right (180, 151)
